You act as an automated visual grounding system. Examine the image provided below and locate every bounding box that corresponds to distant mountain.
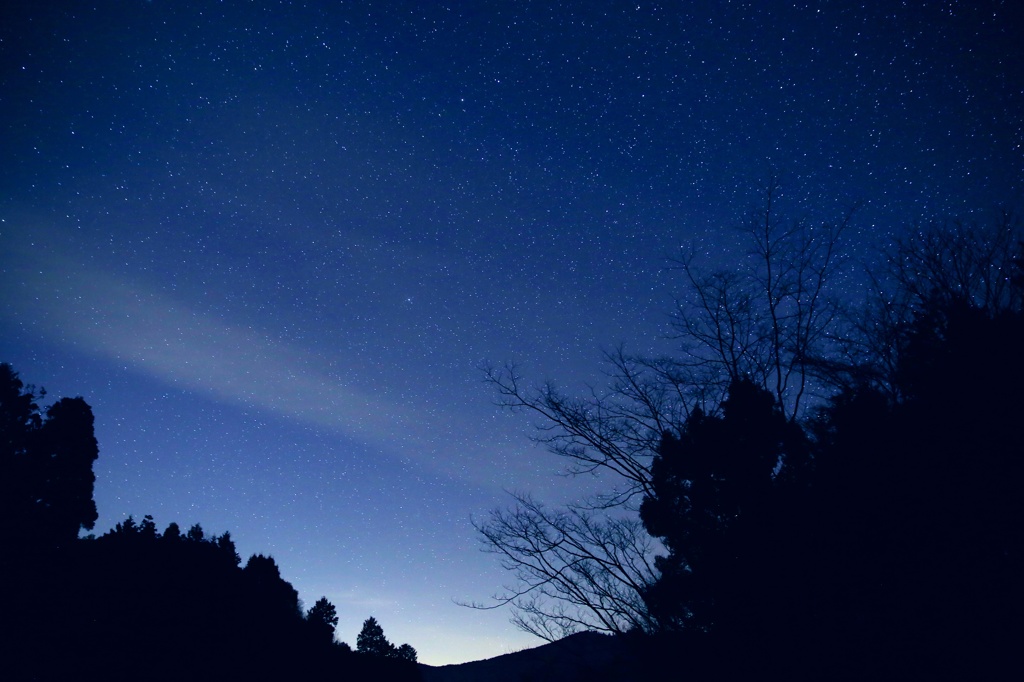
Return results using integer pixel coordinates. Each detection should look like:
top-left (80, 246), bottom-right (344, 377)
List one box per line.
top-left (419, 631), bottom-right (635, 682)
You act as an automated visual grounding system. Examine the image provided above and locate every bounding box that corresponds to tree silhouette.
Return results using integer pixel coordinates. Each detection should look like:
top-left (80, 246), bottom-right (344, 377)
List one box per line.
top-left (668, 175), bottom-right (854, 419)
top-left (356, 616), bottom-right (394, 657)
top-left (476, 179), bottom-right (852, 636)
top-left (354, 616), bottom-right (417, 662)
top-left (0, 363), bottom-right (40, 546)
top-left (777, 292), bottom-right (1024, 678)
top-left (478, 204), bottom-right (1023, 676)
top-left (395, 643), bottom-right (417, 663)
top-left (306, 597), bottom-right (339, 643)
top-left (1, 363), bottom-right (422, 681)
top-left (0, 364), bottom-right (98, 551)
top-left (163, 521), bottom-right (182, 542)
top-left (640, 378), bottom-right (806, 631)
top-left (186, 523), bottom-right (205, 542)
top-left (243, 553), bottom-right (301, 619)
top-left (35, 396), bottom-right (99, 543)
top-left (215, 531), bottom-right (241, 566)
top-left (472, 492), bottom-right (657, 640)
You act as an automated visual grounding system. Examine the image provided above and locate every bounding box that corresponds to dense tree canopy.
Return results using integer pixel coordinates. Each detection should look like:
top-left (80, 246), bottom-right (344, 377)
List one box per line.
top-left (357, 616), bottom-right (393, 657)
top-left (0, 363), bottom-right (420, 681)
top-left (639, 377), bottom-right (807, 631)
top-left (307, 597), bottom-right (339, 644)
top-left (478, 208), bottom-right (1024, 677)
top-left (0, 363), bottom-right (98, 551)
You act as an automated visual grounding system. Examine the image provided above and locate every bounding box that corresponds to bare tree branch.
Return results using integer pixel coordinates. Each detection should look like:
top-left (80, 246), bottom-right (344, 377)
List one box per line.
top-left (463, 492), bottom-right (659, 640)
top-left (483, 361), bottom-right (663, 508)
top-left (889, 211), bottom-right (1022, 314)
top-left (668, 175), bottom-right (855, 420)
top-left (472, 177), bottom-right (864, 641)
top-left (821, 210), bottom-right (1023, 399)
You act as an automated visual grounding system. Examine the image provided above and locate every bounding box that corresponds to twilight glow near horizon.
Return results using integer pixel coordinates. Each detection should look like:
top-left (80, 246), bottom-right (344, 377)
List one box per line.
top-left (1, 1), bottom-right (1019, 665)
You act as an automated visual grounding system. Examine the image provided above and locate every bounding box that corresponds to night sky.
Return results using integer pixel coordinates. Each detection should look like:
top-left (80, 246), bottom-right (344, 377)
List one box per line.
top-left (1, 0), bottom-right (1020, 665)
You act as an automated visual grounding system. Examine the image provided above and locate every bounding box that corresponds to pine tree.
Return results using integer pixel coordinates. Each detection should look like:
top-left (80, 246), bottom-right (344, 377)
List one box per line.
top-left (396, 643), bottom-right (418, 663)
top-left (356, 617), bottom-right (394, 658)
top-left (306, 597), bottom-right (338, 643)
top-left (0, 364), bottom-right (98, 550)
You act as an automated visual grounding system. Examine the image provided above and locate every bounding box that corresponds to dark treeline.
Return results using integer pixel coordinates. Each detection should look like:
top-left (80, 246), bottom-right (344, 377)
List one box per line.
top-left (4, 213), bottom-right (1023, 680)
top-left (0, 365), bottom-right (419, 682)
top-left (632, 234), bottom-right (1024, 678)
top-left (478, 211), bottom-right (1024, 681)
top-left (633, 310), bottom-right (1023, 679)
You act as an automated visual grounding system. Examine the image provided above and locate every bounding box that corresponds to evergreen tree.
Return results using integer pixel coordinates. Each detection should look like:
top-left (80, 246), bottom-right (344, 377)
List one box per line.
top-left (640, 377), bottom-right (806, 631)
top-left (306, 597), bottom-right (339, 643)
top-left (215, 531), bottom-right (241, 566)
top-left (163, 521), bottom-right (182, 542)
top-left (139, 514), bottom-right (158, 541)
top-left (356, 616), bottom-right (394, 658)
top-left (244, 553), bottom-right (301, 619)
top-left (0, 364), bottom-right (98, 550)
top-left (395, 643), bottom-right (418, 663)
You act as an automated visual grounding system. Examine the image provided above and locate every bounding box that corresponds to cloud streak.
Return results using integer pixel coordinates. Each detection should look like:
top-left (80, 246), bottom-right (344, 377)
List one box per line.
top-left (2, 218), bottom-right (431, 457)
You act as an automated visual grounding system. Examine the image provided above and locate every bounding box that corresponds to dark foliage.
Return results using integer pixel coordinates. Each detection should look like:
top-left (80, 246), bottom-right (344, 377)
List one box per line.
top-left (357, 616), bottom-right (418, 663)
top-left (0, 364), bottom-right (98, 551)
top-left (640, 377), bottom-right (808, 631)
top-left (635, 247), bottom-right (1024, 678)
top-left (0, 363), bottom-right (420, 681)
top-left (2, 513), bottom-right (422, 681)
top-left (307, 596), bottom-right (340, 644)
top-left (358, 616), bottom-right (393, 657)
top-left (479, 217), bottom-right (1023, 679)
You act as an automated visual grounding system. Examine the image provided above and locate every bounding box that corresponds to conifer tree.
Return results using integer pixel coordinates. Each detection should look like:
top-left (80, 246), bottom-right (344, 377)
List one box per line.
top-left (306, 597), bottom-right (339, 643)
top-left (356, 616), bottom-right (394, 658)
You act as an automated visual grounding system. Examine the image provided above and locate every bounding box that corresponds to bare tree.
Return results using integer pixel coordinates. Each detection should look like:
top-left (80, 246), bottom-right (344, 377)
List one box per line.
top-left (473, 178), bottom-right (855, 638)
top-left (483, 349), bottom-right (685, 510)
top-left (668, 175), bottom-right (855, 420)
top-left (889, 210), bottom-right (1022, 314)
top-left (825, 210), bottom-right (1023, 400)
top-left (469, 492), bottom-right (659, 641)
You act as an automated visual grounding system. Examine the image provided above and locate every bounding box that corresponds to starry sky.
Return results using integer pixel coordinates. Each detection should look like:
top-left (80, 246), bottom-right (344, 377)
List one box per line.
top-left (1, 0), bottom-right (1020, 666)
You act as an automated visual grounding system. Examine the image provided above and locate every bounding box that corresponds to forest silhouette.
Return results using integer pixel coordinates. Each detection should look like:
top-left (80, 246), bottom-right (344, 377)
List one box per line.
top-left (633, 219), bottom-right (1024, 679)
top-left (474, 212), bottom-right (1023, 680)
top-left (3, 214), bottom-right (1023, 680)
top-left (0, 365), bottom-right (419, 681)
top-left (633, 298), bottom-right (1023, 679)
